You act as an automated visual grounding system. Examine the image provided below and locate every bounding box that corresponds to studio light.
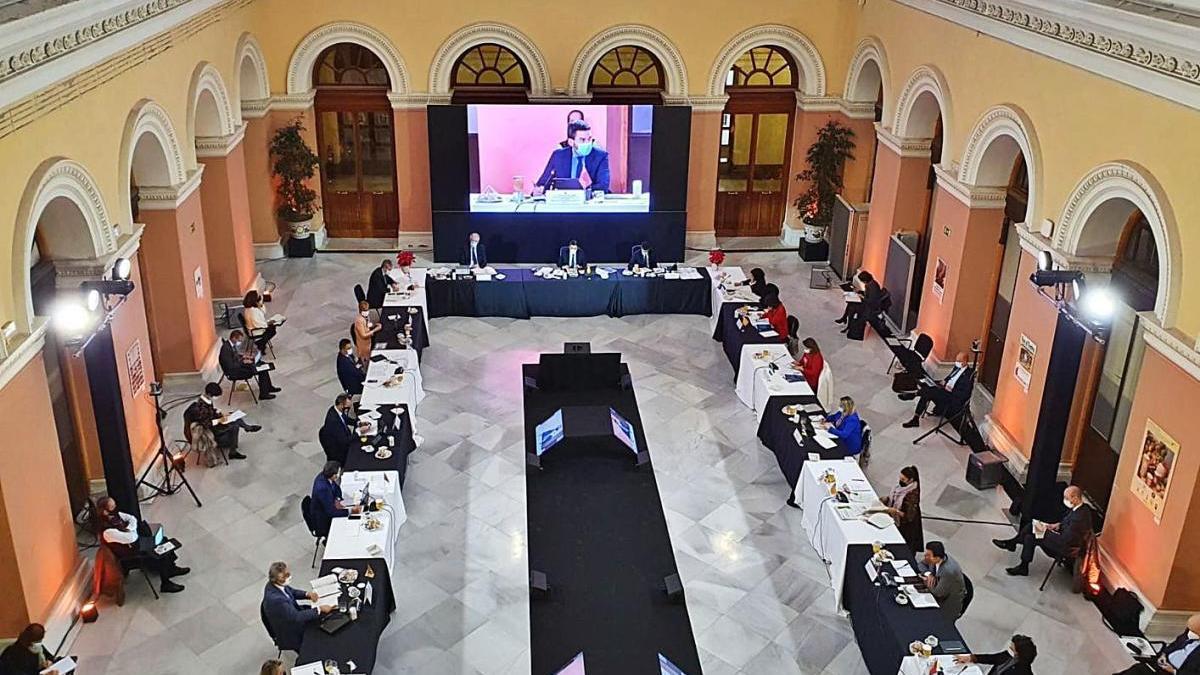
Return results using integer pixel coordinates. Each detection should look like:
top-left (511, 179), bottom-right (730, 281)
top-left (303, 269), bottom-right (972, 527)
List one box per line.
top-left (112, 257), bottom-right (132, 281)
top-left (1030, 249), bottom-right (1083, 288)
top-left (82, 278), bottom-right (135, 300)
top-left (79, 600), bottom-right (99, 623)
top-left (53, 293), bottom-right (99, 337)
top-left (1080, 286), bottom-right (1117, 322)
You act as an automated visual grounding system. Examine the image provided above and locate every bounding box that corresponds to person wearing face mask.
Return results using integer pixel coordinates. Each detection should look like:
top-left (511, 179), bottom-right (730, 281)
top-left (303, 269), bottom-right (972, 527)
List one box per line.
top-left (459, 232), bottom-right (488, 269)
top-left (823, 396), bottom-right (863, 455)
top-left (533, 120), bottom-right (610, 194)
top-left (901, 351), bottom-right (974, 428)
top-left (319, 393), bottom-right (366, 465)
top-left (96, 496), bottom-right (190, 595)
top-left (1114, 613), bottom-right (1200, 674)
top-left (336, 338), bottom-right (366, 395)
top-left (0, 623), bottom-right (57, 674)
top-left (260, 561), bottom-right (334, 653)
top-left (792, 337), bottom-right (824, 389)
top-left (183, 382), bottom-right (261, 460)
top-left (366, 258), bottom-right (401, 309)
top-left (352, 300), bottom-right (382, 360)
top-left (558, 109), bottom-right (585, 149)
top-left (310, 461), bottom-right (363, 537)
top-left (993, 485), bottom-right (1096, 577)
top-left (557, 240), bottom-right (588, 269)
top-left (955, 634), bottom-right (1038, 674)
top-left (915, 540), bottom-right (966, 620)
top-left (219, 329), bottom-right (279, 400)
top-left (628, 241), bottom-right (657, 270)
top-left (879, 465), bottom-right (923, 552)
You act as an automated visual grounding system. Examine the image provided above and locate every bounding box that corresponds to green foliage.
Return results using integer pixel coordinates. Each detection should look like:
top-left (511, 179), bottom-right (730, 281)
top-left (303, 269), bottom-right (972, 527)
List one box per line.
top-left (793, 120), bottom-right (856, 230)
top-left (268, 118), bottom-right (321, 221)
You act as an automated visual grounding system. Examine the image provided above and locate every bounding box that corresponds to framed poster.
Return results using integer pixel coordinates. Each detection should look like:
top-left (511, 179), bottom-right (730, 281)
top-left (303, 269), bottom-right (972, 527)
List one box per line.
top-left (1014, 334), bottom-right (1036, 391)
top-left (125, 340), bottom-right (146, 397)
top-left (1131, 419), bottom-right (1180, 523)
top-left (932, 257), bottom-right (947, 303)
top-left (193, 266), bottom-right (204, 299)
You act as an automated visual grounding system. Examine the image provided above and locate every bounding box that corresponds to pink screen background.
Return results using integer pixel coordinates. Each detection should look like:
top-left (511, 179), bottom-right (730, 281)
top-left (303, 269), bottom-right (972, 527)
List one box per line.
top-left (472, 105), bottom-right (631, 194)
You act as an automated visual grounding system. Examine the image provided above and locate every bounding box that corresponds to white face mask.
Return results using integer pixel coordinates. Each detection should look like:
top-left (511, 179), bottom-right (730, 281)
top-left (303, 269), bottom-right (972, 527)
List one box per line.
top-left (343, 349), bottom-right (353, 357)
top-left (1063, 498), bottom-right (1074, 509)
top-left (280, 574), bottom-right (291, 587)
top-left (361, 311), bottom-right (369, 318)
top-left (28, 642), bottom-right (42, 654)
top-left (1187, 630), bottom-right (1199, 640)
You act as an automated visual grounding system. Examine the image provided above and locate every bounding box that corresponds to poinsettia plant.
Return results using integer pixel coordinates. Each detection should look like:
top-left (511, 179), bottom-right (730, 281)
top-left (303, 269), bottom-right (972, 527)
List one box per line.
top-left (709, 248), bottom-right (726, 266)
top-left (396, 250), bottom-right (415, 268)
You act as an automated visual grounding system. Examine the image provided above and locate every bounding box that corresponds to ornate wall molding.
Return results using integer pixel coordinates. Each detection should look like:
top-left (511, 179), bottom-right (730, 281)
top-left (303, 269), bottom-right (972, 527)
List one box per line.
top-left (123, 99), bottom-right (189, 186)
top-left (195, 123), bottom-right (245, 157)
top-left (567, 24), bottom-right (688, 98)
top-left (933, 163), bottom-right (1007, 209)
top-left (874, 122), bottom-right (933, 158)
top-left (136, 166), bottom-right (204, 209)
top-left (287, 21), bottom-right (409, 95)
top-left (957, 104), bottom-right (1041, 223)
top-left (706, 24), bottom-right (827, 97)
top-left (188, 61), bottom-right (239, 143)
top-left (891, 64), bottom-right (953, 152)
top-left (428, 22), bottom-right (551, 97)
top-left (234, 32), bottom-right (270, 101)
top-left (843, 36), bottom-right (891, 115)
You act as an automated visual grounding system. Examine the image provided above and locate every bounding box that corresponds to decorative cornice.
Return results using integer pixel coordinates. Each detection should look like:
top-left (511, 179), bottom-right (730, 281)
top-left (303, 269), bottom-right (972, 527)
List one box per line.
top-left (933, 163), bottom-right (1007, 209)
top-left (190, 61), bottom-right (239, 134)
top-left (240, 98), bottom-right (271, 118)
top-left (49, 228), bottom-right (144, 289)
top-left (195, 123), bottom-right (245, 157)
top-left (428, 22), bottom-right (551, 97)
top-left (137, 166), bottom-right (203, 209)
top-left (388, 92), bottom-right (446, 110)
top-left (837, 99), bottom-right (878, 119)
top-left (874, 122), bottom-right (933, 158)
top-left (124, 99), bottom-right (188, 186)
top-left (683, 95), bottom-right (729, 112)
top-left (1139, 312), bottom-right (1200, 383)
top-left (270, 92), bottom-right (314, 111)
top-left (796, 94), bottom-right (842, 112)
top-left (568, 24), bottom-right (688, 98)
top-left (0, 320), bottom-right (48, 392)
top-left (891, 63), bottom-right (951, 140)
top-left (706, 24), bottom-right (827, 97)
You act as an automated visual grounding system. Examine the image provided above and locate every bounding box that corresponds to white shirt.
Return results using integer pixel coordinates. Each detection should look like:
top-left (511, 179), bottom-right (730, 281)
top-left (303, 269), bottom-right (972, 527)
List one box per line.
top-left (244, 306), bottom-right (268, 330)
top-left (469, 243), bottom-right (479, 266)
top-left (1168, 638), bottom-right (1199, 668)
top-left (102, 512), bottom-right (139, 545)
top-left (944, 364), bottom-right (967, 389)
top-left (568, 249), bottom-right (577, 267)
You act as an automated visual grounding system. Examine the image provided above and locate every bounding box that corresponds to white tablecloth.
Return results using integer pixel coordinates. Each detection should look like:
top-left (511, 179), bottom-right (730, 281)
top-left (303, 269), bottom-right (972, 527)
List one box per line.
top-left (385, 268), bottom-right (430, 336)
top-left (709, 267), bottom-right (755, 332)
top-left (359, 349), bottom-right (424, 411)
top-left (795, 459), bottom-right (906, 610)
top-left (734, 344), bottom-right (814, 420)
top-left (897, 655), bottom-right (982, 675)
top-left (323, 470), bottom-right (406, 571)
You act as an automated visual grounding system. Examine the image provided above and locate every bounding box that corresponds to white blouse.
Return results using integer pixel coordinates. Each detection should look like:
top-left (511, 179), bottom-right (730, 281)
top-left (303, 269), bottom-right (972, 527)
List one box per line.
top-left (244, 305), bottom-right (268, 330)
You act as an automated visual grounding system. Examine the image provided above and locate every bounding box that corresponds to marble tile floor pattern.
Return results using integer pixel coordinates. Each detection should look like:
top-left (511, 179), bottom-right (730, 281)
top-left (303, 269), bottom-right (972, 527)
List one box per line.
top-left (65, 249), bottom-right (1134, 675)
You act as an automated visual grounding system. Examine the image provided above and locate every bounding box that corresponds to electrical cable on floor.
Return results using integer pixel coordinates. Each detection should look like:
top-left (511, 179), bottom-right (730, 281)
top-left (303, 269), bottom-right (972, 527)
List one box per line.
top-left (922, 514), bottom-right (1014, 528)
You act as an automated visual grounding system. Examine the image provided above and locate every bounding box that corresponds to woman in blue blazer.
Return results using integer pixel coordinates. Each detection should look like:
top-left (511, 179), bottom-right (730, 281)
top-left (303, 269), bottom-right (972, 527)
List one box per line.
top-left (825, 396), bottom-right (863, 455)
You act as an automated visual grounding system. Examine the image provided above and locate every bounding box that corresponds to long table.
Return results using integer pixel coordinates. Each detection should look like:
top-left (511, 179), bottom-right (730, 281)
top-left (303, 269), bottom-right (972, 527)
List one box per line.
top-left (296, 557), bottom-right (397, 674)
top-left (427, 267), bottom-right (712, 319)
top-left (523, 361), bottom-right (701, 675)
top-left (735, 344), bottom-right (814, 420)
top-left (757, 394), bottom-right (849, 490)
top-left (321, 470), bottom-right (406, 572)
top-left (712, 301), bottom-right (785, 377)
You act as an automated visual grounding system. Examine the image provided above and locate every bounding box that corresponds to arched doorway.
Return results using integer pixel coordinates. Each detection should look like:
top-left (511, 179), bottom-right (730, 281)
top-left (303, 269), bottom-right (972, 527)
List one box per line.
top-left (715, 46), bottom-right (798, 236)
top-left (978, 155), bottom-right (1029, 393)
top-left (588, 45), bottom-right (665, 103)
top-left (313, 43), bottom-right (398, 238)
top-left (908, 113), bottom-right (942, 330)
top-left (450, 43), bottom-right (529, 103)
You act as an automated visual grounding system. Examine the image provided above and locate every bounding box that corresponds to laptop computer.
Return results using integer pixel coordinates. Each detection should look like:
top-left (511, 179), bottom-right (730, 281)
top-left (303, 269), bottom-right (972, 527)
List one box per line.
top-left (319, 612), bottom-right (352, 635)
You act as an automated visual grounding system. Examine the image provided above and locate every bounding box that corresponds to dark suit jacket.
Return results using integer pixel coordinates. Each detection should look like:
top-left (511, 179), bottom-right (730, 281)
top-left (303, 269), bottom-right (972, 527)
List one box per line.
top-left (1160, 631), bottom-right (1200, 675)
top-left (310, 474), bottom-right (347, 537)
top-left (1049, 503), bottom-right (1095, 557)
top-left (261, 583), bottom-right (319, 652)
top-left (628, 247), bottom-right (657, 270)
top-left (557, 246), bottom-right (588, 268)
top-left (974, 652), bottom-right (1033, 675)
top-left (535, 146), bottom-right (611, 192)
top-left (943, 364), bottom-right (976, 406)
top-left (366, 266), bottom-right (391, 308)
top-left (183, 398), bottom-right (219, 443)
top-left (219, 339), bottom-right (255, 379)
top-left (862, 280), bottom-right (883, 312)
top-left (0, 643), bottom-right (56, 675)
top-left (459, 242), bottom-right (488, 268)
top-left (337, 353), bottom-right (366, 395)
top-left (319, 406), bottom-right (355, 465)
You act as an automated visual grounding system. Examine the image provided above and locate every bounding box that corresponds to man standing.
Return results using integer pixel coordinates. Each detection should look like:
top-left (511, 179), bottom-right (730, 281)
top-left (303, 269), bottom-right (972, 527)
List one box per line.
top-left (460, 232), bottom-right (488, 269)
top-left (260, 562), bottom-right (333, 653)
top-left (1114, 613), bottom-right (1200, 674)
top-left (916, 540), bottom-right (967, 620)
top-left (219, 330), bottom-right (279, 400)
top-left (336, 338), bottom-right (366, 395)
top-left (184, 382), bottom-right (260, 460)
top-left (557, 240), bottom-right (587, 269)
top-left (902, 352), bottom-right (975, 427)
top-left (534, 120), bottom-right (611, 194)
top-left (994, 485), bottom-right (1095, 576)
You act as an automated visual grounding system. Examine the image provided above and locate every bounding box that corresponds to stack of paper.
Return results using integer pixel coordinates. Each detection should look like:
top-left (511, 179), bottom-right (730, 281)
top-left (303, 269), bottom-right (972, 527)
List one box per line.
top-left (311, 574), bottom-right (340, 603)
top-left (269, 313), bottom-right (287, 324)
top-left (291, 663), bottom-right (323, 675)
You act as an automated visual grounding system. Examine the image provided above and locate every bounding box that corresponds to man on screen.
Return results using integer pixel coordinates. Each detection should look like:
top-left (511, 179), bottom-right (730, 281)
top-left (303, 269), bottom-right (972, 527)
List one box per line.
top-left (534, 121), bottom-right (610, 194)
top-left (557, 240), bottom-right (587, 269)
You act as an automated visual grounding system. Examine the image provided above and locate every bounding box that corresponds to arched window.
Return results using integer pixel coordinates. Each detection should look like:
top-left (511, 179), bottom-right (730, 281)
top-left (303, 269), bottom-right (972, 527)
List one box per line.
top-left (314, 44), bottom-right (390, 87)
top-left (725, 46), bottom-right (796, 88)
top-left (450, 43), bottom-right (529, 102)
top-left (589, 46), bottom-right (664, 102)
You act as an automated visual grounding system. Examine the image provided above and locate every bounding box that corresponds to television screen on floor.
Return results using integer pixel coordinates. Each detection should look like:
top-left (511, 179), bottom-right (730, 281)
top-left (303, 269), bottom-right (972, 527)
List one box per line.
top-left (554, 652), bottom-right (586, 674)
top-left (535, 409), bottom-right (565, 456)
top-left (658, 653), bottom-right (689, 675)
top-left (609, 407), bottom-right (638, 455)
top-left (467, 104), bottom-right (653, 213)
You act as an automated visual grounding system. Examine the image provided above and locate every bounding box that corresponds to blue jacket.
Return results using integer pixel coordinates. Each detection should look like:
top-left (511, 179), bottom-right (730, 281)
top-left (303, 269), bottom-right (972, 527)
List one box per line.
top-left (311, 475), bottom-right (348, 537)
top-left (535, 146), bottom-right (611, 192)
top-left (261, 583), bottom-right (319, 652)
top-left (336, 352), bottom-right (365, 395)
top-left (827, 411), bottom-right (863, 455)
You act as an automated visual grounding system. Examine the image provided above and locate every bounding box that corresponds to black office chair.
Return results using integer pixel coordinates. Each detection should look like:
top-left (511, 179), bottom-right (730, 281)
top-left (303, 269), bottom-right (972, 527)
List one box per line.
top-left (105, 542), bottom-right (161, 600)
top-left (960, 573), bottom-right (974, 618)
top-left (888, 332), bottom-right (933, 374)
top-left (1039, 531), bottom-right (1097, 592)
top-left (857, 423), bottom-right (872, 468)
top-left (238, 310), bottom-right (276, 360)
top-left (259, 602), bottom-right (283, 657)
top-left (786, 315), bottom-right (799, 340)
top-left (318, 425), bottom-right (347, 465)
top-left (300, 496), bottom-right (326, 569)
top-left (354, 284), bottom-right (367, 306)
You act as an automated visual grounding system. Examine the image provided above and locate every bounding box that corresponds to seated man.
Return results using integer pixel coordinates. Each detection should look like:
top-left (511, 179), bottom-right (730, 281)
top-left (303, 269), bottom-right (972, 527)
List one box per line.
top-left (319, 393), bottom-right (361, 465)
top-left (219, 330), bottom-right (279, 399)
top-left (994, 485), bottom-right (1095, 576)
top-left (1114, 613), bottom-right (1200, 674)
top-left (902, 352), bottom-right (975, 428)
top-left (628, 241), bottom-right (656, 270)
top-left (184, 382), bottom-right (260, 460)
top-left (460, 232), bottom-right (488, 269)
top-left (366, 258), bottom-right (399, 309)
top-left (260, 561), bottom-right (333, 653)
top-left (916, 541), bottom-right (967, 620)
top-left (336, 338), bottom-right (366, 395)
top-left (557, 240), bottom-right (587, 269)
top-left (310, 461), bottom-right (362, 537)
top-left (534, 120), bottom-right (611, 194)
top-left (835, 270), bottom-right (882, 331)
top-left (96, 496), bottom-right (189, 594)
top-left (955, 635), bottom-right (1038, 675)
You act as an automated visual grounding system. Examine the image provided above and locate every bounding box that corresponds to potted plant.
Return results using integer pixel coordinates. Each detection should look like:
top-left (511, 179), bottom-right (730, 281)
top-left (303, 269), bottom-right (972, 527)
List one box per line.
top-left (794, 120), bottom-right (856, 260)
top-left (708, 247), bottom-right (726, 270)
top-left (269, 118), bottom-right (321, 252)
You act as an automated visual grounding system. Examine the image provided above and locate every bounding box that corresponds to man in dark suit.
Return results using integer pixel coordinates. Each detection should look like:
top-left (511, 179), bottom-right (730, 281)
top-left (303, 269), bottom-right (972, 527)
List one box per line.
top-left (534, 120), bottom-right (610, 193)
top-left (310, 461), bottom-right (361, 537)
top-left (916, 541), bottom-right (967, 621)
top-left (1114, 614), bottom-right (1200, 674)
top-left (628, 241), bottom-right (656, 270)
top-left (336, 339), bottom-right (366, 395)
top-left (183, 382), bottom-right (260, 459)
top-left (955, 634), bottom-right (1038, 674)
top-left (459, 232), bottom-right (488, 268)
top-left (557, 240), bottom-right (587, 269)
top-left (260, 561), bottom-right (333, 653)
top-left (366, 258), bottom-right (399, 309)
top-left (902, 352), bottom-right (975, 427)
top-left (219, 330), bottom-right (278, 399)
top-left (319, 393), bottom-right (360, 465)
top-left (994, 485), bottom-right (1095, 576)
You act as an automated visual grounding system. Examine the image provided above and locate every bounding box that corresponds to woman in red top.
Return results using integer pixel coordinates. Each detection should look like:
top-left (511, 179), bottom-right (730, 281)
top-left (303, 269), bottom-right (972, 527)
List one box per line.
top-left (794, 337), bottom-right (824, 388)
top-left (762, 293), bottom-right (789, 338)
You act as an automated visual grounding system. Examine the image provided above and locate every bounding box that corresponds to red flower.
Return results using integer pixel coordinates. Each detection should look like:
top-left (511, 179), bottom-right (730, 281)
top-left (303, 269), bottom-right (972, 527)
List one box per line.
top-left (396, 250), bottom-right (415, 267)
top-left (709, 249), bottom-right (726, 265)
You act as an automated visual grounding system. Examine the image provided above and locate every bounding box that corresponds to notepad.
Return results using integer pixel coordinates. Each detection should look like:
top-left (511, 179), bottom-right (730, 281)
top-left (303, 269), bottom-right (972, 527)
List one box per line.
top-left (269, 313), bottom-right (287, 324)
top-left (908, 591), bottom-right (941, 609)
top-left (41, 657), bottom-right (77, 674)
top-left (815, 435), bottom-right (838, 449)
top-left (291, 662), bottom-right (323, 675)
top-left (759, 330), bottom-right (780, 338)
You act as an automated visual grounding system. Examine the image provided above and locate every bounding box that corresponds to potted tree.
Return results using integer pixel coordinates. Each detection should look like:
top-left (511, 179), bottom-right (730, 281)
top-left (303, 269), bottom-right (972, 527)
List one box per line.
top-left (793, 120), bottom-right (855, 261)
top-left (269, 118), bottom-right (321, 257)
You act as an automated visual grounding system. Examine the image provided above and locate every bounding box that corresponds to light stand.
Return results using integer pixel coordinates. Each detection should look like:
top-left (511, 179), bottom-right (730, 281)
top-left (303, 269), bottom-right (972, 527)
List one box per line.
top-left (135, 382), bottom-right (201, 507)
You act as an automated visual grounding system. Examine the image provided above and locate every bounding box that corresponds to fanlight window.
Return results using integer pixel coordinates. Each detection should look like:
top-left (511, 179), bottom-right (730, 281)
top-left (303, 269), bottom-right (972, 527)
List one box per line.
top-left (452, 43), bottom-right (528, 88)
top-left (315, 44), bottom-right (389, 87)
top-left (726, 46), bottom-right (795, 88)
top-left (589, 46), bottom-right (664, 90)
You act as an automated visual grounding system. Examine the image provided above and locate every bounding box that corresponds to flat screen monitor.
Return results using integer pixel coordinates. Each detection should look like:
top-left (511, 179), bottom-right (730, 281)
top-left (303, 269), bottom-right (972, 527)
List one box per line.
top-left (609, 408), bottom-right (638, 455)
top-left (535, 409), bottom-right (565, 456)
top-left (554, 652), bottom-right (586, 675)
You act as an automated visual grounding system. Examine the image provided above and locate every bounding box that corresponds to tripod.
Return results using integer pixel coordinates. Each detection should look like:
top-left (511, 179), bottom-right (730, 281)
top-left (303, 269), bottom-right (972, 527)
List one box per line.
top-left (912, 339), bottom-right (982, 447)
top-left (136, 383), bottom-right (201, 507)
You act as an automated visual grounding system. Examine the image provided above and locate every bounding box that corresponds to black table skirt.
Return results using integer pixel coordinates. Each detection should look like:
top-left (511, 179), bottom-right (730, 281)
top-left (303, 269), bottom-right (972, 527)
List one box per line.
top-left (344, 403), bottom-right (415, 483)
top-left (712, 301), bottom-right (785, 377)
top-left (377, 304), bottom-right (429, 357)
top-left (297, 557), bottom-right (397, 674)
top-left (842, 543), bottom-right (970, 675)
top-left (756, 394), bottom-right (847, 489)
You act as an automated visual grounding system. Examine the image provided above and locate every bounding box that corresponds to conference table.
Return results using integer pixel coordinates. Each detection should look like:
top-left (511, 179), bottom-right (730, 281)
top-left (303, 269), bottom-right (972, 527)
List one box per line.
top-left (712, 300), bottom-right (786, 376)
top-left (342, 403), bottom-right (415, 479)
top-left (425, 267), bottom-right (712, 319)
top-left (295, 557), bottom-right (397, 675)
top-left (756, 394), bottom-right (849, 490)
top-left (321, 470), bottom-right (406, 572)
top-left (468, 192), bottom-right (651, 213)
top-left (735, 344), bottom-right (814, 420)
top-left (384, 268), bottom-right (431, 338)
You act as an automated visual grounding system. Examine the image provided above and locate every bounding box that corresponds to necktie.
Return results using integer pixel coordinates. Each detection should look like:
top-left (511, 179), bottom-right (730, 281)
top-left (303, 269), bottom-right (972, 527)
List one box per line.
top-left (470, 245), bottom-right (477, 266)
top-left (570, 251), bottom-right (575, 267)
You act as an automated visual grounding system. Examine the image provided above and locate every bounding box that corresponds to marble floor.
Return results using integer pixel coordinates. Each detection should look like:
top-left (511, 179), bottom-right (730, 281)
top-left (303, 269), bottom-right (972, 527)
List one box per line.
top-left (64, 248), bottom-right (1135, 675)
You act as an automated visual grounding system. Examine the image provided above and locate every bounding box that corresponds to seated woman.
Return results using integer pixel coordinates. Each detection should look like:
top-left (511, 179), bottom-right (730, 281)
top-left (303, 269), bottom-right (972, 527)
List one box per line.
top-left (824, 396), bottom-right (863, 455)
top-left (242, 290), bottom-right (279, 352)
top-left (793, 337), bottom-right (824, 389)
top-left (761, 291), bottom-right (789, 338)
top-left (737, 267), bottom-right (768, 298)
top-left (835, 270), bottom-right (882, 332)
top-left (880, 465), bottom-right (924, 551)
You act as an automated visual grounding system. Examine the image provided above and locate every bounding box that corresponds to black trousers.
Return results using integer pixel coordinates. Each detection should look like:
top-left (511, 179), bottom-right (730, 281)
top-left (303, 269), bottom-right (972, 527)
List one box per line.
top-left (256, 370), bottom-right (274, 391)
top-left (251, 324), bottom-right (277, 352)
top-left (914, 384), bottom-right (954, 417)
top-left (1013, 521), bottom-right (1067, 565)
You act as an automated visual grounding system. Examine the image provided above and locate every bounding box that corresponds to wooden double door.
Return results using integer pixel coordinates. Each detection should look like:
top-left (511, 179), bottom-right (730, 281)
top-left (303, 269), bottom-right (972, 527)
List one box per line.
top-left (315, 91), bottom-right (399, 238)
top-left (715, 97), bottom-right (795, 236)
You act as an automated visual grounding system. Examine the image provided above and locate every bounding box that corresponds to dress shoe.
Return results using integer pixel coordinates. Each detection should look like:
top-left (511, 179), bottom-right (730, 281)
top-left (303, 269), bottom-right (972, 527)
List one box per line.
top-left (992, 538), bottom-right (1017, 552)
top-left (168, 566), bottom-right (191, 578)
top-left (834, 317), bottom-right (847, 325)
top-left (260, 393), bottom-right (276, 401)
top-left (1005, 564), bottom-right (1029, 576)
top-left (785, 497), bottom-right (801, 510)
top-left (268, 386), bottom-right (282, 393)
top-left (902, 417), bottom-right (920, 428)
top-left (839, 326), bottom-right (849, 334)
top-left (161, 579), bottom-right (185, 593)
top-left (244, 424), bottom-right (262, 433)
top-left (228, 450), bottom-right (248, 460)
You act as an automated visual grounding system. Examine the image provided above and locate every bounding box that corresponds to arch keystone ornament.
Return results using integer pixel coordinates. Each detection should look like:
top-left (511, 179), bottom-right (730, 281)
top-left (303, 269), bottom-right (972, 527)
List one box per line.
top-left (429, 22), bottom-right (551, 97)
top-left (288, 22), bottom-right (410, 95)
top-left (568, 24), bottom-right (688, 98)
top-left (707, 24), bottom-right (827, 97)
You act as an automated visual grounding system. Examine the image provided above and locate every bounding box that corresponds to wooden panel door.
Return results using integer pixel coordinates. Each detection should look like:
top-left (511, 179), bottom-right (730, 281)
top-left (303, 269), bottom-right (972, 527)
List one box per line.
top-left (715, 107), bottom-right (793, 236)
top-left (315, 102), bottom-right (399, 238)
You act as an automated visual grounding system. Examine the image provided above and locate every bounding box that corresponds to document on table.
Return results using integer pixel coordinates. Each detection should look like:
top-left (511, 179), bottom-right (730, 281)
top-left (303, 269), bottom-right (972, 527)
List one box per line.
top-left (893, 561), bottom-right (916, 576)
top-left (291, 663), bottom-right (323, 675)
top-left (39, 657), bottom-right (76, 674)
top-left (814, 434), bottom-right (838, 449)
top-left (679, 268), bottom-right (703, 280)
